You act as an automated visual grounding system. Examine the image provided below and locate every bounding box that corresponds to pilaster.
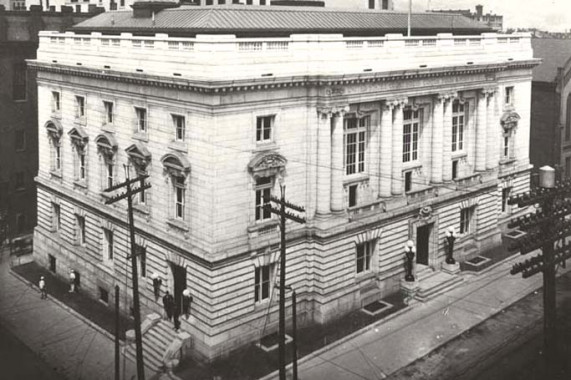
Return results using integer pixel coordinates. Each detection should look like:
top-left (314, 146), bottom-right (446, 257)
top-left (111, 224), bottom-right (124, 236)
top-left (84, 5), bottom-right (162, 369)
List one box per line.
top-left (331, 107), bottom-right (349, 213)
top-left (390, 98), bottom-right (407, 195)
top-left (316, 108), bottom-right (332, 217)
top-left (431, 96), bottom-right (444, 183)
top-left (442, 92), bottom-right (456, 182)
top-left (475, 90), bottom-right (488, 171)
top-left (379, 102), bottom-right (394, 197)
top-left (486, 89), bottom-right (498, 170)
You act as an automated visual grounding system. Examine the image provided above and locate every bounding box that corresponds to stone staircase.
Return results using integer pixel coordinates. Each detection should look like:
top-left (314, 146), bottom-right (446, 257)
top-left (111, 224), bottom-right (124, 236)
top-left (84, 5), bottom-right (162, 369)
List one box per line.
top-left (124, 319), bottom-right (180, 373)
top-left (414, 265), bottom-right (463, 302)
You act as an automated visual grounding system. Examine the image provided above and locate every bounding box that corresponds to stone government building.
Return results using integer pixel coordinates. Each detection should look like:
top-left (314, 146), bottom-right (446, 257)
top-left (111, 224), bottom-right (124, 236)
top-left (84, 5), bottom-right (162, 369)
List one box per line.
top-left (30, 3), bottom-right (537, 363)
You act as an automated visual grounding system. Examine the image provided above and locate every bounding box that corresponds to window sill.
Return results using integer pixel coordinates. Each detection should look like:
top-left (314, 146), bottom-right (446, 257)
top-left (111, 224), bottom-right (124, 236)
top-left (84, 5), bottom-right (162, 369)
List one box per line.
top-left (50, 112), bottom-right (62, 119)
top-left (168, 140), bottom-right (188, 153)
top-left (343, 174), bottom-right (369, 186)
top-left (355, 270), bottom-right (375, 281)
top-left (132, 132), bottom-right (149, 142)
top-left (402, 161), bottom-right (422, 171)
top-left (451, 152), bottom-right (467, 160)
top-left (253, 298), bottom-right (271, 312)
top-left (499, 158), bottom-right (517, 165)
top-left (253, 142), bottom-right (278, 153)
top-left (74, 117), bottom-right (87, 126)
top-left (133, 204), bottom-right (150, 215)
top-left (167, 218), bottom-right (189, 232)
top-left (101, 123), bottom-right (115, 133)
top-left (74, 180), bottom-right (87, 189)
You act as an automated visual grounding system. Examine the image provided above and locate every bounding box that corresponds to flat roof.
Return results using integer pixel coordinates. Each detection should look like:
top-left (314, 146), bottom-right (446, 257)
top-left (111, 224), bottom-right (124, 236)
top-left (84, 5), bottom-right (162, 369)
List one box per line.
top-left (72, 5), bottom-right (492, 37)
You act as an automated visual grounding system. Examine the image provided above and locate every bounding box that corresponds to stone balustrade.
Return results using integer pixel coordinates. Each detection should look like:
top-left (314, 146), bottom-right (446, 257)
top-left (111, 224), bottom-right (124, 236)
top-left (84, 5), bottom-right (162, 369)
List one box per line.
top-left (36, 31), bottom-right (533, 81)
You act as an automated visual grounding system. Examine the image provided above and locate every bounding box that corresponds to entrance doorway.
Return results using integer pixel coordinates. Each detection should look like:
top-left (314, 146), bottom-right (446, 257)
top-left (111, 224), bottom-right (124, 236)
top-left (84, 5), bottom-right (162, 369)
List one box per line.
top-left (170, 263), bottom-right (187, 312)
top-left (416, 224), bottom-right (432, 265)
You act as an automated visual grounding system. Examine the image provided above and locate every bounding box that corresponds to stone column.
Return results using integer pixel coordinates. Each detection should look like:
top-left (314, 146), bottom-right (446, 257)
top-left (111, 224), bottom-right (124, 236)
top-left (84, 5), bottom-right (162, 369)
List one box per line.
top-left (431, 96), bottom-right (444, 183)
top-left (486, 90), bottom-right (498, 170)
top-left (316, 108), bottom-right (332, 216)
top-left (475, 90), bottom-right (488, 171)
top-left (379, 102), bottom-right (393, 197)
top-left (391, 99), bottom-right (407, 195)
top-left (442, 93), bottom-right (456, 182)
top-left (330, 108), bottom-right (347, 213)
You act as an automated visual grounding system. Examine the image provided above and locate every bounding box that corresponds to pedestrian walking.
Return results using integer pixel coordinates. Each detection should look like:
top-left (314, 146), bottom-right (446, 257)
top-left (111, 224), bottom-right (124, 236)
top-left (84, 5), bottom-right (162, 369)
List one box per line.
top-left (162, 291), bottom-right (174, 321)
top-left (69, 270), bottom-right (76, 293)
top-left (39, 276), bottom-right (47, 299)
top-left (173, 307), bottom-right (181, 332)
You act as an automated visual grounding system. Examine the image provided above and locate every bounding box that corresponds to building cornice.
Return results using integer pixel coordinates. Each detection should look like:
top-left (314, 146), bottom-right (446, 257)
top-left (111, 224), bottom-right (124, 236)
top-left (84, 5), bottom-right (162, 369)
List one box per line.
top-left (28, 59), bottom-right (540, 95)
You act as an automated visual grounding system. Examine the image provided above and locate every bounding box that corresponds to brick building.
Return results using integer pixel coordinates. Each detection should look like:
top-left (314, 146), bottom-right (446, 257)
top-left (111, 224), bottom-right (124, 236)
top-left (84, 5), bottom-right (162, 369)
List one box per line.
top-left (431, 4), bottom-right (503, 32)
top-left (30, 3), bottom-right (536, 365)
top-left (0, 6), bottom-right (99, 246)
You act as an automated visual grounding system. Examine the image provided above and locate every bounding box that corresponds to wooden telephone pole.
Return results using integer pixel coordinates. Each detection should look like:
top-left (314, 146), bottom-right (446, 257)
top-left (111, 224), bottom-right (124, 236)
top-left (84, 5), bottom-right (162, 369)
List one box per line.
top-left (264, 185), bottom-right (305, 380)
top-left (105, 169), bottom-right (151, 380)
top-left (507, 166), bottom-right (571, 377)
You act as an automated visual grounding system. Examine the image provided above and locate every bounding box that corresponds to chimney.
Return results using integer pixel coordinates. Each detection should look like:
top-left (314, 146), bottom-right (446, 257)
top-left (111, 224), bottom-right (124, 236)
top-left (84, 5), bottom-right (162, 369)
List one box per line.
top-left (132, 1), bottom-right (179, 19)
top-left (475, 4), bottom-right (483, 17)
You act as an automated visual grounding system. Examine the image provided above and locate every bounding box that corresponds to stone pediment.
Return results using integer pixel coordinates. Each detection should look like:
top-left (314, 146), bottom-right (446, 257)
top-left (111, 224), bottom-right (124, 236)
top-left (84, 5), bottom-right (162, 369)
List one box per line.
top-left (161, 152), bottom-right (190, 177)
top-left (248, 151), bottom-right (287, 179)
top-left (95, 133), bottom-right (117, 160)
top-left (68, 126), bottom-right (88, 148)
top-left (500, 111), bottom-right (520, 132)
top-left (125, 143), bottom-right (152, 169)
top-left (44, 119), bottom-right (63, 140)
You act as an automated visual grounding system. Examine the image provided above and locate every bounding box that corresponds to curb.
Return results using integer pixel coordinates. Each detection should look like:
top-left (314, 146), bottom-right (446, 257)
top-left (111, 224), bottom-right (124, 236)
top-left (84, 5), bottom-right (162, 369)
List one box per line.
top-left (258, 304), bottom-right (413, 380)
top-left (9, 268), bottom-right (127, 347)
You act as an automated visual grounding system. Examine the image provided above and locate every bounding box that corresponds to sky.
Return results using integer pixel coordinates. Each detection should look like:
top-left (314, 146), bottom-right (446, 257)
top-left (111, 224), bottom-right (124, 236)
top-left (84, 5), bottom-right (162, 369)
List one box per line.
top-left (393, 0), bottom-right (571, 32)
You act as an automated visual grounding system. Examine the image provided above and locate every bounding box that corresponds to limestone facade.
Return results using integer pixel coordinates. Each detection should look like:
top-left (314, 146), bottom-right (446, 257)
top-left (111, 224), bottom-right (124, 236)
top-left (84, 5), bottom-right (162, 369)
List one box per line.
top-left (31, 30), bottom-right (537, 360)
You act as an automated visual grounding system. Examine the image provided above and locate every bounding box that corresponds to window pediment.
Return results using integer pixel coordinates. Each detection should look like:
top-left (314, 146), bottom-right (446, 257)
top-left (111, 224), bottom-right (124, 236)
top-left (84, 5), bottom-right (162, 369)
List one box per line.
top-left (500, 111), bottom-right (520, 132)
top-left (161, 152), bottom-right (190, 177)
top-left (44, 119), bottom-right (63, 141)
top-left (248, 151), bottom-right (287, 179)
top-left (68, 126), bottom-right (89, 149)
top-left (125, 143), bottom-right (152, 170)
top-left (95, 133), bottom-right (117, 160)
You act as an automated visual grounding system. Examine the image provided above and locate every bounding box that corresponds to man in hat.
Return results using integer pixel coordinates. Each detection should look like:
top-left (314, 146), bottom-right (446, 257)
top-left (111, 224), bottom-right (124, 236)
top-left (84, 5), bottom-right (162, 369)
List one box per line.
top-left (162, 291), bottom-right (174, 321)
top-left (39, 276), bottom-right (47, 299)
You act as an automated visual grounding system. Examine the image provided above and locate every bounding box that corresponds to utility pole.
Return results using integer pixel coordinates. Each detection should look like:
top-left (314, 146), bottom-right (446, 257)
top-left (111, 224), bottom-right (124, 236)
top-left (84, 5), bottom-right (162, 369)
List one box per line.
top-left (264, 185), bottom-right (305, 380)
top-left (114, 285), bottom-right (120, 380)
top-left (507, 166), bottom-right (571, 377)
top-left (105, 168), bottom-right (151, 380)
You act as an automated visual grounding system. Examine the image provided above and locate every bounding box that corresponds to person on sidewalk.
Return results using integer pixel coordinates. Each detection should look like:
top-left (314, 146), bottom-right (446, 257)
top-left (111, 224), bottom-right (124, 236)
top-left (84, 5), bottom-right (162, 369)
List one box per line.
top-left (69, 270), bottom-right (76, 293)
top-left (39, 276), bottom-right (47, 300)
top-left (173, 306), bottom-right (181, 333)
top-left (182, 289), bottom-right (193, 320)
top-left (162, 291), bottom-right (174, 321)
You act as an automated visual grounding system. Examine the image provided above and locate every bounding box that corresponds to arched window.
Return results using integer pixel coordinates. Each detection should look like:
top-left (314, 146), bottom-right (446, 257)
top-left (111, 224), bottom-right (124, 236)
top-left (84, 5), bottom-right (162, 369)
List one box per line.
top-left (126, 143), bottom-right (152, 206)
top-left (161, 153), bottom-right (190, 222)
top-left (68, 127), bottom-right (89, 183)
top-left (248, 151), bottom-right (287, 223)
top-left (95, 133), bottom-right (118, 190)
top-left (500, 111), bottom-right (520, 161)
top-left (45, 120), bottom-right (63, 174)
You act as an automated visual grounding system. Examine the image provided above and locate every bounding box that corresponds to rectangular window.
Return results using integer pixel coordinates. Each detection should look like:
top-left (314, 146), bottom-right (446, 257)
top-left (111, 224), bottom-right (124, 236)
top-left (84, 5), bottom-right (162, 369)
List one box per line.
top-left (382, 0), bottom-right (389, 9)
top-left (103, 228), bottom-right (114, 260)
top-left (106, 164), bottom-right (113, 189)
top-left (75, 96), bottom-right (85, 118)
top-left (206, 0), bottom-right (213, 4)
top-left (503, 136), bottom-right (510, 158)
top-left (404, 171), bottom-right (412, 192)
top-left (173, 115), bottom-right (185, 142)
top-left (135, 107), bottom-right (147, 133)
top-left (260, 0), bottom-right (266, 4)
top-left (174, 176), bottom-right (185, 220)
top-left (505, 86), bottom-right (514, 105)
top-left (344, 116), bottom-right (369, 175)
top-left (255, 177), bottom-right (272, 221)
top-left (502, 187), bottom-right (512, 213)
top-left (52, 203), bottom-right (61, 231)
top-left (78, 150), bottom-right (86, 180)
top-left (15, 130), bottom-right (26, 151)
top-left (356, 241), bottom-right (374, 273)
top-left (55, 145), bottom-right (61, 171)
top-left (99, 287), bottom-right (109, 304)
top-left (369, 0), bottom-right (374, 9)
top-left (136, 245), bottom-right (146, 277)
top-left (452, 101), bottom-right (465, 152)
top-left (77, 215), bottom-right (86, 246)
top-left (247, 0), bottom-right (252, 3)
top-left (52, 91), bottom-right (61, 112)
top-left (103, 101), bottom-right (113, 124)
top-left (452, 160), bottom-right (459, 180)
top-left (254, 264), bottom-right (272, 302)
top-left (15, 172), bottom-right (24, 190)
top-left (460, 207), bottom-right (475, 234)
top-left (256, 115), bottom-right (274, 143)
top-left (12, 62), bottom-right (26, 101)
top-left (403, 108), bottom-right (420, 163)
top-left (348, 184), bottom-right (358, 207)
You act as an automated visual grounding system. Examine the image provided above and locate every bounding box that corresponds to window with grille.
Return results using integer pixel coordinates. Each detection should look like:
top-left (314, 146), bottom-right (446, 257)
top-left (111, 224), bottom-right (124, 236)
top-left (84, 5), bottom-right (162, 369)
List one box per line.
top-left (356, 241), bottom-right (374, 273)
top-left (254, 264), bottom-right (273, 302)
top-left (452, 100), bottom-right (465, 152)
top-left (403, 108), bottom-right (420, 163)
top-left (135, 107), bottom-right (147, 133)
top-left (256, 115), bottom-right (274, 143)
top-left (173, 115), bottom-right (185, 142)
top-left (344, 116), bottom-right (369, 175)
top-left (255, 177), bottom-right (272, 221)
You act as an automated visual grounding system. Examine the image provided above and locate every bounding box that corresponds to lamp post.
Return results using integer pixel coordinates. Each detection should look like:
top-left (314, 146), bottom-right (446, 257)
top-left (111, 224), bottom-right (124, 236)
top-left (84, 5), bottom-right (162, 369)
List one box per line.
top-left (445, 227), bottom-right (457, 265)
top-left (404, 240), bottom-right (416, 282)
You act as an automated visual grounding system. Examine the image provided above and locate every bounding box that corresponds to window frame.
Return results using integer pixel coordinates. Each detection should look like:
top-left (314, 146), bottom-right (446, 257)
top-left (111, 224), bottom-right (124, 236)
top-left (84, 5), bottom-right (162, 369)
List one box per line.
top-left (504, 86), bottom-right (514, 106)
top-left (103, 101), bottom-right (114, 125)
top-left (172, 114), bottom-right (186, 142)
top-left (344, 115), bottom-right (369, 176)
top-left (135, 107), bottom-right (147, 133)
top-left (403, 108), bottom-right (421, 163)
top-left (254, 176), bottom-right (273, 222)
top-left (103, 228), bottom-right (114, 261)
top-left (254, 264), bottom-right (273, 303)
top-left (52, 203), bottom-right (61, 232)
top-left (173, 176), bottom-right (186, 220)
top-left (451, 100), bottom-right (465, 152)
top-left (459, 207), bottom-right (475, 235)
top-left (356, 240), bottom-right (374, 274)
top-left (502, 187), bottom-right (512, 214)
top-left (76, 215), bottom-right (86, 246)
top-left (256, 115), bottom-right (274, 144)
top-left (52, 91), bottom-right (61, 112)
top-left (75, 95), bottom-right (86, 119)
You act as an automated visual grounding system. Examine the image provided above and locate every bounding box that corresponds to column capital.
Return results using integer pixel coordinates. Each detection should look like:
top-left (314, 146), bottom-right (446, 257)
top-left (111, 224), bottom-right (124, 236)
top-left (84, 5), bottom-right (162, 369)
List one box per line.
top-left (480, 86), bottom-right (498, 97)
top-left (436, 92), bottom-right (457, 102)
top-left (384, 97), bottom-right (408, 109)
top-left (317, 104), bottom-right (350, 118)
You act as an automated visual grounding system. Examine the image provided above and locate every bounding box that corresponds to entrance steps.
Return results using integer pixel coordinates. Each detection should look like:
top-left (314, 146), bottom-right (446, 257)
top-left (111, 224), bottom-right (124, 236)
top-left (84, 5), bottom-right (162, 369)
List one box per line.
top-left (124, 319), bottom-right (180, 373)
top-left (414, 268), bottom-right (463, 302)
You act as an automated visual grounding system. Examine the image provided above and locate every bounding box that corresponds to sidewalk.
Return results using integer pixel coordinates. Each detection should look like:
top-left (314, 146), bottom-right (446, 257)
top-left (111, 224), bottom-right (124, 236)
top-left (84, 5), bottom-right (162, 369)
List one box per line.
top-left (261, 253), bottom-right (570, 380)
top-left (0, 249), bottom-right (138, 380)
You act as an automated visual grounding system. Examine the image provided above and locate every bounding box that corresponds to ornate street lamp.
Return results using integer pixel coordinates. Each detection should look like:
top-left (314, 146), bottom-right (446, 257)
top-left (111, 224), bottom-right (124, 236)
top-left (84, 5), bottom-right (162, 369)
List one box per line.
top-left (404, 240), bottom-right (416, 282)
top-left (445, 227), bottom-right (457, 265)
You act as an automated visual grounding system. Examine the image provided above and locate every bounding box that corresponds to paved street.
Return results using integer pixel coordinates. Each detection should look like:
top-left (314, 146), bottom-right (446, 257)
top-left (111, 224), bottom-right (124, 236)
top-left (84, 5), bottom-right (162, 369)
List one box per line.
top-left (261, 253), bottom-right (571, 380)
top-left (0, 249), bottom-right (138, 380)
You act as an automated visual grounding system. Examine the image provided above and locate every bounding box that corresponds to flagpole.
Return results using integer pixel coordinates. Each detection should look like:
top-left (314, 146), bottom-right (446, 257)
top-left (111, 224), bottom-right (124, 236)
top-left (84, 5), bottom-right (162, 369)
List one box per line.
top-left (407, 0), bottom-right (412, 37)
